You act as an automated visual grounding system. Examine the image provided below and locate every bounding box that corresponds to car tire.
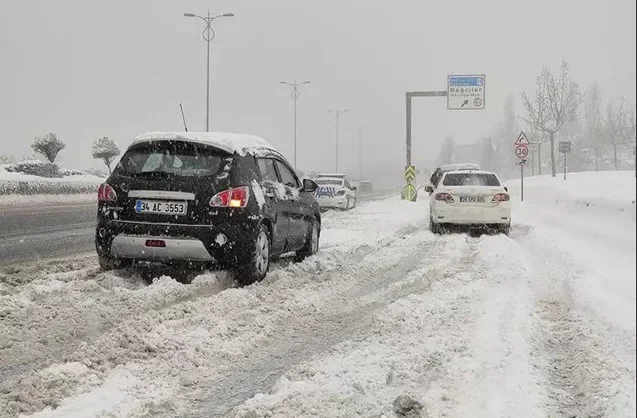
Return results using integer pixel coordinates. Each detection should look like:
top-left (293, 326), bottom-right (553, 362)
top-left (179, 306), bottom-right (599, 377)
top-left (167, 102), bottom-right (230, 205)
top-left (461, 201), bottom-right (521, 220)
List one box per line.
top-left (98, 254), bottom-right (131, 271)
top-left (430, 217), bottom-right (441, 235)
top-left (500, 223), bottom-right (511, 236)
top-left (295, 218), bottom-right (320, 262)
top-left (236, 224), bottom-right (271, 286)
top-left (351, 198), bottom-right (357, 209)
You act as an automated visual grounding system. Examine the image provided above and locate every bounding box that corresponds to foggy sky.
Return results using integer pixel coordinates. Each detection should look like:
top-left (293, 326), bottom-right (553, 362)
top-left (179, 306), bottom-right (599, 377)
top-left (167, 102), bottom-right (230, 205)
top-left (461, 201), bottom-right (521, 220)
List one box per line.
top-left (1, 0), bottom-right (635, 176)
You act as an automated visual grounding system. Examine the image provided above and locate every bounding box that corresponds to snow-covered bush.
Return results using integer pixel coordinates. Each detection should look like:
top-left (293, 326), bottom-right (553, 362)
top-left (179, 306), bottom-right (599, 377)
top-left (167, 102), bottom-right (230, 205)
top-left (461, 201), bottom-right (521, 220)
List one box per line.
top-left (85, 167), bottom-right (108, 178)
top-left (5, 160), bottom-right (61, 178)
top-left (0, 181), bottom-right (98, 195)
top-left (59, 168), bottom-right (88, 176)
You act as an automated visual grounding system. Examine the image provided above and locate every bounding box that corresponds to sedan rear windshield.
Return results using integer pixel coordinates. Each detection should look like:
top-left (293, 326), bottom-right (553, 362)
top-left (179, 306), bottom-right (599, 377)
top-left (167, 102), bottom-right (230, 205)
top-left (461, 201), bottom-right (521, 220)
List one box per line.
top-left (443, 173), bottom-right (501, 187)
top-left (114, 141), bottom-right (229, 179)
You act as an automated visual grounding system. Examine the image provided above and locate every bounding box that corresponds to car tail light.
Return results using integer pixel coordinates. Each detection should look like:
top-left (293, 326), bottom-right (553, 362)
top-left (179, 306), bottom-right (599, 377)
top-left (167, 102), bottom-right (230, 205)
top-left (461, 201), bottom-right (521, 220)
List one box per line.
top-left (492, 193), bottom-right (510, 202)
top-left (210, 186), bottom-right (250, 208)
top-left (145, 239), bottom-right (166, 248)
top-left (98, 183), bottom-right (117, 202)
top-left (435, 192), bottom-right (455, 203)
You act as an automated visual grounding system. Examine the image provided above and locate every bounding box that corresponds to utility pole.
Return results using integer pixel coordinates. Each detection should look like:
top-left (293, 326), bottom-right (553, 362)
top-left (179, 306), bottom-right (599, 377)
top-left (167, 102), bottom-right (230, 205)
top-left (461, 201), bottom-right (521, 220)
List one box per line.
top-left (328, 108), bottom-right (349, 172)
top-left (184, 11), bottom-right (235, 132)
top-left (280, 81), bottom-right (311, 169)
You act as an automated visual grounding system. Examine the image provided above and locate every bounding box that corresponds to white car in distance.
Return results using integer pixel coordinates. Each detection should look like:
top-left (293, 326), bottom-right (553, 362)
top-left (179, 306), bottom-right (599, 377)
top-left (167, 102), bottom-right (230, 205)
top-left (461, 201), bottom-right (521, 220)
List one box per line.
top-left (425, 169), bottom-right (511, 235)
top-left (313, 174), bottom-right (357, 210)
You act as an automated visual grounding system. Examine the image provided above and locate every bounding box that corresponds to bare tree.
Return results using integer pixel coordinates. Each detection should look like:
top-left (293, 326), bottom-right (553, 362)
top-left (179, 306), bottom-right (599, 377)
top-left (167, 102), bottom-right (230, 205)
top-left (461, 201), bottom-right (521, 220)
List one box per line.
top-left (92, 137), bottom-right (121, 174)
top-left (526, 125), bottom-right (548, 175)
top-left (31, 133), bottom-right (66, 163)
top-left (603, 96), bottom-right (634, 171)
top-left (522, 59), bottom-right (582, 177)
top-left (436, 136), bottom-right (455, 166)
top-left (583, 82), bottom-right (604, 171)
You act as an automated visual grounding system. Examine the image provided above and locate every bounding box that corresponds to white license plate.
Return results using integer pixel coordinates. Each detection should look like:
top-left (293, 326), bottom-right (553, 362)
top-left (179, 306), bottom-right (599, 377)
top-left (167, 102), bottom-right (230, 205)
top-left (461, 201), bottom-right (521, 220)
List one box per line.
top-left (135, 200), bottom-right (187, 215)
top-left (459, 196), bottom-right (485, 203)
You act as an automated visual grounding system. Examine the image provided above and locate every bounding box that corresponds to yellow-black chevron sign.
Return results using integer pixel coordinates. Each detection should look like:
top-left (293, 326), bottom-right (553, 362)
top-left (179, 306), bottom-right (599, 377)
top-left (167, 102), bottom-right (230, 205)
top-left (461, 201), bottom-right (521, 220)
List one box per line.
top-left (404, 165), bottom-right (416, 182)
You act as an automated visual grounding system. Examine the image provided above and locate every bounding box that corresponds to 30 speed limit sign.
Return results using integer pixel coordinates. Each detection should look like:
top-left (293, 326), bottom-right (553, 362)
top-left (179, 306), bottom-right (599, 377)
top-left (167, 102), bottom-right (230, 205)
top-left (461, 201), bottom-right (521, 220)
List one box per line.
top-left (515, 144), bottom-right (529, 159)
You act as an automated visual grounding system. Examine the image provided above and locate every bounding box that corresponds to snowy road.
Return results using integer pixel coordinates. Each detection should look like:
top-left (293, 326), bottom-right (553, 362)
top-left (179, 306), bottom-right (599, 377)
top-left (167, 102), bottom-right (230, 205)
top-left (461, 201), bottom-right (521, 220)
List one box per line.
top-left (0, 173), bottom-right (635, 418)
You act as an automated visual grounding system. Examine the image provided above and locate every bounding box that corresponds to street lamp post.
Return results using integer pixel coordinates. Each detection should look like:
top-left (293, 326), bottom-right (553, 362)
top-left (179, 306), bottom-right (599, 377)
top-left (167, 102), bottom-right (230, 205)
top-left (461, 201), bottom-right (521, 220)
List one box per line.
top-left (328, 109), bottom-right (349, 172)
top-left (280, 81), bottom-right (311, 169)
top-left (184, 11), bottom-right (234, 132)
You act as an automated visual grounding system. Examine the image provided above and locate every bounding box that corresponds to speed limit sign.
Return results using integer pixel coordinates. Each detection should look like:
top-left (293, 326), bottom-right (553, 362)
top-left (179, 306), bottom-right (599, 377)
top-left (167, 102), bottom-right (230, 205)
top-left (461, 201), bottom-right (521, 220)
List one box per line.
top-left (515, 144), bottom-right (529, 159)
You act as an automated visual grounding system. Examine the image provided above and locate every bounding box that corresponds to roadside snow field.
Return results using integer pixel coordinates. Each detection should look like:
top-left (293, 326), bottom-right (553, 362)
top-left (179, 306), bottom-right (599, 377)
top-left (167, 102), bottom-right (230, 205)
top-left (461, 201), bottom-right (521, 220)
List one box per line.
top-left (0, 172), bottom-right (635, 418)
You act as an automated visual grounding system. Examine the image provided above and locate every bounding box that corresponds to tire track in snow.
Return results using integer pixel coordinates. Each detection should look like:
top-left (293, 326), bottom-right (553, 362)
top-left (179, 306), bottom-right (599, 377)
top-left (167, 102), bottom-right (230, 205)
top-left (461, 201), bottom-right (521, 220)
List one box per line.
top-left (509, 231), bottom-right (636, 418)
top-left (174, 230), bottom-right (470, 418)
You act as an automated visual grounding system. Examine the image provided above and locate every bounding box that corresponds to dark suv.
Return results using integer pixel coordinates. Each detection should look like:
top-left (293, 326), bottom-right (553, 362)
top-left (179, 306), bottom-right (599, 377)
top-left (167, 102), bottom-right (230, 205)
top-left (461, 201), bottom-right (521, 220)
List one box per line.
top-left (95, 132), bottom-right (321, 284)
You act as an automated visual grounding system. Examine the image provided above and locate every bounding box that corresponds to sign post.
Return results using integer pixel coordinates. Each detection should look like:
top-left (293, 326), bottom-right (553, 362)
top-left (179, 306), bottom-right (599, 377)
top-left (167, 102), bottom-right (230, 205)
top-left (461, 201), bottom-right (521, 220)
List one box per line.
top-left (559, 141), bottom-right (572, 180)
top-left (515, 131), bottom-right (530, 202)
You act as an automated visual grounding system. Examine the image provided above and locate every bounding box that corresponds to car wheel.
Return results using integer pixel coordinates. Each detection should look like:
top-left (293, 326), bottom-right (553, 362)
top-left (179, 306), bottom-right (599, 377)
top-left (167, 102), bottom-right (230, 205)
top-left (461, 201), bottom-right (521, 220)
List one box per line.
top-left (296, 218), bottom-right (320, 262)
top-left (98, 254), bottom-right (131, 271)
top-left (236, 224), bottom-right (271, 286)
top-left (500, 223), bottom-right (511, 236)
top-left (351, 198), bottom-right (357, 209)
top-left (430, 217), bottom-right (441, 235)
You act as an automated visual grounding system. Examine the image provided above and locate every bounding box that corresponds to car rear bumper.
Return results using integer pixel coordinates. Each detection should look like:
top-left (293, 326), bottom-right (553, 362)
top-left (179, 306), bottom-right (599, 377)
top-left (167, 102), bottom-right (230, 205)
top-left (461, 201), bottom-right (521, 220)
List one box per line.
top-left (110, 235), bottom-right (214, 261)
top-left (96, 218), bottom-right (259, 266)
top-left (316, 196), bottom-right (350, 209)
top-left (431, 204), bottom-right (511, 225)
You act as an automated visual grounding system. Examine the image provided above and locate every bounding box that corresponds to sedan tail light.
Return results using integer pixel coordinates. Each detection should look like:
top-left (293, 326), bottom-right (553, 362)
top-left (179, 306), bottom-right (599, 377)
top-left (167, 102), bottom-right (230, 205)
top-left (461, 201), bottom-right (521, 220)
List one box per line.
top-left (435, 192), bottom-right (455, 203)
top-left (492, 193), bottom-right (510, 202)
top-left (210, 186), bottom-right (250, 208)
top-left (97, 183), bottom-right (117, 202)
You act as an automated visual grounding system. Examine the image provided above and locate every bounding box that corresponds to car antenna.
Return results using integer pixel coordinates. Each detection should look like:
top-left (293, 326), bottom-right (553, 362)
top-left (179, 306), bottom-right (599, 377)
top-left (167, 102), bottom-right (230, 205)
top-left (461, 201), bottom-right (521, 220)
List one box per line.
top-left (179, 103), bottom-right (188, 132)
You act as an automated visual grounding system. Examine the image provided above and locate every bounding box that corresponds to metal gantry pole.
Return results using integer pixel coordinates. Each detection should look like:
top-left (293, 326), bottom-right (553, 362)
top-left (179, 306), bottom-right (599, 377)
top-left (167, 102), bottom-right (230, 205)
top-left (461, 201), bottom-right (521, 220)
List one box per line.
top-left (184, 11), bottom-right (234, 132)
top-left (280, 81), bottom-right (310, 170)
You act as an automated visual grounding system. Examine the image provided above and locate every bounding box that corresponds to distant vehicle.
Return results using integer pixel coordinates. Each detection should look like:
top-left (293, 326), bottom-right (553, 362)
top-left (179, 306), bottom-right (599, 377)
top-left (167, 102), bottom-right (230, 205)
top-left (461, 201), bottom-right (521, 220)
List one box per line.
top-left (313, 173), bottom-right (357, 210)
top-left (425, 169), bottom-right (511, 235)
top-left (427, 163), bottom-right (481, 190)
top-left (358, 181), bottom-right (373, 193)
top-left (95, 132), bottom-right (321, 285)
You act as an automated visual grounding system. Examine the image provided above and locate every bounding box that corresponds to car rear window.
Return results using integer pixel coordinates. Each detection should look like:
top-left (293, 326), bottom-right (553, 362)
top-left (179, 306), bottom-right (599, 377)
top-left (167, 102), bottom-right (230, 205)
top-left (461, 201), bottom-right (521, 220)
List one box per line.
top-left (316, 179), bottom-right (343, 186)
top-left (443, 173), bottom-right (501, 187)
top-left (114, 141), bottom-right (229, 179)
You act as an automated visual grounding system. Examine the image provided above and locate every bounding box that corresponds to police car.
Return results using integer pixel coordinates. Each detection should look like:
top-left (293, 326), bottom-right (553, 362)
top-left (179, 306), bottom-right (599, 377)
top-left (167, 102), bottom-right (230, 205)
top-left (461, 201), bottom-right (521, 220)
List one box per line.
top-left (313, 173), bottom-right (357, 210)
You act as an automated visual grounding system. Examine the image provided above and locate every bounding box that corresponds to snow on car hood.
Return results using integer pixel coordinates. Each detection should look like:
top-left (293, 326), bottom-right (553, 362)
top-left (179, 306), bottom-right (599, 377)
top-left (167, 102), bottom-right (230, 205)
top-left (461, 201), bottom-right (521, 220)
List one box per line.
top-left (131, 132), bottom-right (276, 156)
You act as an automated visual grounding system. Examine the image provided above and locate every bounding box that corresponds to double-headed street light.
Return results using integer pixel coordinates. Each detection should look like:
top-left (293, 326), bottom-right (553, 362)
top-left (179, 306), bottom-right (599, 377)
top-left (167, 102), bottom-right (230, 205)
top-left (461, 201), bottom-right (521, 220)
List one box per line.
top-left (184, 11), bottom-right (235, 132)
top-left (328, 108), bottom-right (349, 172)
top-left (280, 81), bottom-right (311, 169)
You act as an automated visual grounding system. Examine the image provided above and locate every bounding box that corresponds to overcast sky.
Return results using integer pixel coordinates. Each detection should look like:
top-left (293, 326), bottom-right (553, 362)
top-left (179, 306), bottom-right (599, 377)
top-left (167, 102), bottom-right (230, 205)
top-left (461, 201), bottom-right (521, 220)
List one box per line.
top-left (1, 0), bottom-right (635, 176)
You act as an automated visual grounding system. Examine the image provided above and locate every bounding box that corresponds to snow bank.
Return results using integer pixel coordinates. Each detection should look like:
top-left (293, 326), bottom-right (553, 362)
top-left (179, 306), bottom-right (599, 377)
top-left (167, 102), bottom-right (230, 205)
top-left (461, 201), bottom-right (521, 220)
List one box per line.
top-left (0, 165), bottom-right (104, 196)
top-left (0, 193), bottom-right (96, 207)
top-left (507, 171), bottom-right (635, 214)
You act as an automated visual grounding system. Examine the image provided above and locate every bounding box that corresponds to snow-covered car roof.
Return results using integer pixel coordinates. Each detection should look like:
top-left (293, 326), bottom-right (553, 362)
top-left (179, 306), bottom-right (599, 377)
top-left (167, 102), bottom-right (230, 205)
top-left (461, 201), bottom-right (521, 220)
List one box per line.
top-left (439, 163), bottom-right (481, 172)
top-left (316, 173), bottom-right (347, 178)
top-left (131, 132), bottom-right (276, 156)
top-left (315, 177), bottom-right (345, 183)
top-left (444, 169), bottom-right (498, 176)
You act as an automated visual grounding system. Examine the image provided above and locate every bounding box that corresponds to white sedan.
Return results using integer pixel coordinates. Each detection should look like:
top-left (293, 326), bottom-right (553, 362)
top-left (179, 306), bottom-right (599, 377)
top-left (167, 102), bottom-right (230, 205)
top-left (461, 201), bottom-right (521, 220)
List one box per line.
top-left (425, 169), bottom-right (511, 235)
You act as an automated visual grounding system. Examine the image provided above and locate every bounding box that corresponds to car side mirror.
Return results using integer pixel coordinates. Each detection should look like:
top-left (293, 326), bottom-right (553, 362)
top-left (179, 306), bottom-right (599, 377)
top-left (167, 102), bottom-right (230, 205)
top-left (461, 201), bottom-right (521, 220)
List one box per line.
top-left (302, 178), bottom-right (318, 193)
top-left (504, 186), bottom-right (508, 192)
top-left (352, 186), bottom-right (357, 190)
top-left (424, 186), bottom-right (434, 194)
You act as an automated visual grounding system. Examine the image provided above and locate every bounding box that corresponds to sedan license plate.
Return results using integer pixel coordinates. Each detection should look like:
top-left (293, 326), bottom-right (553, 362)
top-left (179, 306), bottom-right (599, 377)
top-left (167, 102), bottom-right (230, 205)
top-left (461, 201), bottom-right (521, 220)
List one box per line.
top-left (135, 200), bottom-right (187, 215)
top-left (459, 196), bottom-right (485, 203)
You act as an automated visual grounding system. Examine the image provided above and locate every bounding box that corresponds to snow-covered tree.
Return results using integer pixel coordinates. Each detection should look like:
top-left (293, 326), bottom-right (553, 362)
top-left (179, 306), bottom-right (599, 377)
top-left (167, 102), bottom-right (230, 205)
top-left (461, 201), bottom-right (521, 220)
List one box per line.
top-left (92, 137), bottom-right (121, 174)
top-left (602, 96), bottom-right (633, 170)
top-left (436, 136), bottom-right (455, 166)
top-left (583, 82), bottom-right (604, 171)
top-left (31, 133), bottom-right (66, 163)
top-left (522, 59), bottom-right (582, 177)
